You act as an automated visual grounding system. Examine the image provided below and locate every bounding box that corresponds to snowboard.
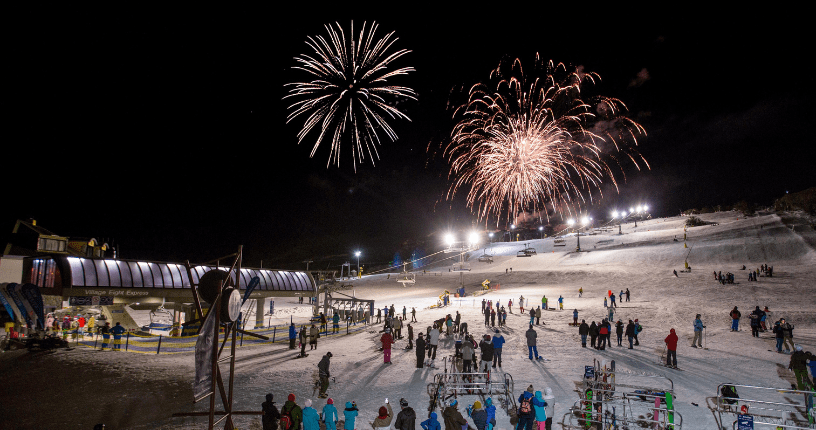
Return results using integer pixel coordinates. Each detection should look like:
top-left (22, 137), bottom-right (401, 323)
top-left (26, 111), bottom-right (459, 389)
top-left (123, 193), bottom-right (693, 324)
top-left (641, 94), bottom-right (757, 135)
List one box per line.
top-left (296, 353), bottom-right (310, 358)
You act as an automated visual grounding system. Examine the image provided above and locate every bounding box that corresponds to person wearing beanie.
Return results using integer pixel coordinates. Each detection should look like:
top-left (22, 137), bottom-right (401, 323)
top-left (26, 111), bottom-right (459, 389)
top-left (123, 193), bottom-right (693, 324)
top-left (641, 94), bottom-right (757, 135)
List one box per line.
top-left (730, 307), bottom-right (741, 332)
top-left (282, 394), bottom-right (303, 430)
top-left (394, 398), bottom-right (416, 430)
top-left (525, 325), bottom-right (541, 360)
top-left (788, 345), bottom-right (815, 390)
top-left (415, 332), bottom-right (426, 369)
top-left (692, 314), bottom-right (704, 348)
top-left (578, 320), bottom-right (589, 347)
top-left (633, 319), bottom-right (642, 345)
top-left (323, 398), bottom-right (339, 430)
top-left (303, 399), bottom-right (320, 430)
top-left (491, 330), bottom-right (505, 368)
top-left (262, 394), bottom-right (280, 430)
top-left (343, 401), bottom-right (359, 430)
top-left (442, 399), bottom-right (468, 430)
top-left (780, 318), bottom-right (795, 353)
top-left (468, 400), bottom-right (487, 430)
top-left (318, 352), bottom-right (332, 398)
top-left (289, 323), bottom-right (297, 349)
top-left (420, 412), bottom-right (441, 430)
top-left (478, 334), bottom-right (494, 377)
top-left (371, 399), bottom-right (393, 430)
top-left (625, 320), bottom-right (636, 349)
top-left (516, 389), bottom-right (535, 430)
top-left (483, 398), bottom-right (496, 430)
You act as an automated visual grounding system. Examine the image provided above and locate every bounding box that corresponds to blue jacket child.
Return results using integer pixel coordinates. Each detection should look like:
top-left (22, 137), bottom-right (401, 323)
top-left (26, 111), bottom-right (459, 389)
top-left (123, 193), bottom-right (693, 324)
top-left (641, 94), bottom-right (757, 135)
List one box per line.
top-left (344, 401), bottom-right (359, 430)
top-left (531, 391), bottom-right (548, 422)
top-left (302, 400), bottom-right (321, 430)
top-left (420, 412), bottom-right (441, 430)
top-left (323, 399), bottom-right (338, 430)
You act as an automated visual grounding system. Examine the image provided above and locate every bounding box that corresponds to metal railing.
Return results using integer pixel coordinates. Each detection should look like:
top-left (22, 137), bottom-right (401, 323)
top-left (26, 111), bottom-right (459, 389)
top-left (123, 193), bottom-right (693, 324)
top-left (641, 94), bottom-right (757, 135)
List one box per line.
top-left (716, 383), bottom-right (815, 429)
top-left (559, 399), bottom-right (683, 429)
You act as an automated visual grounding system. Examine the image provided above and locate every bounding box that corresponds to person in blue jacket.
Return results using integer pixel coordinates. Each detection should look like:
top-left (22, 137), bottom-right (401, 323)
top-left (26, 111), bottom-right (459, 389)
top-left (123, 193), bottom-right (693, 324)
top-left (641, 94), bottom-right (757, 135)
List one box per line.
top-left (491, 329), bottom-right (505, 368)
top-left (517, 386), bottom-right (535, 430)
top-left (323, 398), bottom-right (338, 430)
top-left (420, 412), bottom-right (441, 430)
top-left (302, 399), bottom-right (320, 430)
top-left (343, 401), bottom-right (358, 430)
top-left (289, 323), bottom-right (297, 349)
top-left (531, 391), bottom-right (548, 429)
top-left (483, 398), bottom-right (496, 430)
top-left (111, 322), bottom-right (126, 350)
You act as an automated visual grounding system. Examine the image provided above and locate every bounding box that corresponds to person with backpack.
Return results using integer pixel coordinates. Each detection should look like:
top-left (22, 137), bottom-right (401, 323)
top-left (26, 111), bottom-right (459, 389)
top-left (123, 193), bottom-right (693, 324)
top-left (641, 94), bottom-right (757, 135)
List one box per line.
top-left (491, 329), bottom-right (505, 368)
top-left (303, 399), bottom-right (320, 430)
top-left (462, 335), bottom-right (475, 373)
top-left (750, 307), bottom-right (762, 337)
top-left (633, 319), bottom-right (642, 345)
top-left (773, 320), bottom-right (785, 353)
top-left (420, 412), bottom-right (441, 430)
top-left (588, 321), bottom-right (598, 349)
top-left (344, 401), bottom-right (359, 430)
top-left (478, 334), bottom-right (494, 378)
top-left (517, 387), bottom-right (535, 430)
top-left (730, 307), bottom-right (741, 332)
top-left (615, 320), bottom-right (624, 347)
top-left (531, 390), bottom-right (548, 430)
top-left (578, 320), bottom-right (589, 347)
top-left (598, 321), bottom-right (608, 350)
top-left (789, 345), bottom-right (815, 390)
top-left (394, 398), bottom-right (416, 430)
top-left (262, 394), bottom-right (280, 430)
top-left (281, 394), bottom-right (303, 430)
top-left (483, 398), bottom-right (496, 430)
top-left (442, 399), bottom-right (468, 430)
top-left (318, 352), bottom-right (332, 398)
top-left (371, 399), bottom-right (393, 430)
top-left (381, 328), bottom-right (395, 364)
top-left (323, 399), bottom-right (339, 430)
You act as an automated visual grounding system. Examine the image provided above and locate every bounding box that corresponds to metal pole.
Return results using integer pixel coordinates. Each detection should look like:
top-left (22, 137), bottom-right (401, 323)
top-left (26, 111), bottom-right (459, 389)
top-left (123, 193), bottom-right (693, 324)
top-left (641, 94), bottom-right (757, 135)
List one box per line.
top-left (157, 335), bottom-right (162, 354)
top-left (272, 327), bottom-right (276, 343)
top-left (126, 332), bottom-right (130, 351)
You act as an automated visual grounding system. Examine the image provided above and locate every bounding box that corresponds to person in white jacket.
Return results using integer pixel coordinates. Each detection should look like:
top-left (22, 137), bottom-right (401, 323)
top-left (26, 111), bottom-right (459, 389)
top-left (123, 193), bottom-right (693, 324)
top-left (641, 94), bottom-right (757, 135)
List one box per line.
top-left (427, 326), bottom-right (440, 364)
top-left (542, 387), bottom-right (555, 430)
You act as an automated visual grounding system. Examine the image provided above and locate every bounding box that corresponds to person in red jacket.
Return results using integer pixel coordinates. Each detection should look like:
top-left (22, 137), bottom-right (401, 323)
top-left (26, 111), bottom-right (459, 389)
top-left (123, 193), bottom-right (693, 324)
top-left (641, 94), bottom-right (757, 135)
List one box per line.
top-left (380, 328), bottom-right (395, 364)
top-left (664, 328), bottom-right (678, 368)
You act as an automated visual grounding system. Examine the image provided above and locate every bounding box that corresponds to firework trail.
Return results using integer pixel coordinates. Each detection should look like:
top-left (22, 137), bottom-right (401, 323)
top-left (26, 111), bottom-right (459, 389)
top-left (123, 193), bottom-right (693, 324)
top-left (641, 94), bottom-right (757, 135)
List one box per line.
top-left (443, 55), bottom-right (648, 224)
top-left (285, 21), bottom-right (417, 170)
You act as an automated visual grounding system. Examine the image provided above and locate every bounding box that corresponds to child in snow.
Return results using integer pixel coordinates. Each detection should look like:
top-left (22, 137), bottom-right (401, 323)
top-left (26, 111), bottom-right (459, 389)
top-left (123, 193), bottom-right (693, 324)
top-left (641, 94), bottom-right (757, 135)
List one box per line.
top-left (343, 401), bottom-right (358, 430)
top-left (371, 399), bottom-right (393, 430)
top-left (323, 398), bottom-right (338, 430)
top-left (302, 399), bottom-right (320, 430)
top-left (420, 412), bottom-right (441, 430)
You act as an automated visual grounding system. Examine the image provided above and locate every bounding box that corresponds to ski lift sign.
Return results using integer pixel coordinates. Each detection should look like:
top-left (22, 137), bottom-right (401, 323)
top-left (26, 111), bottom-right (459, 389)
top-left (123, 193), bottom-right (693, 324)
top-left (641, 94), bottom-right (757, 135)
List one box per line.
top-left (736, 414), bottom-right (753, 429)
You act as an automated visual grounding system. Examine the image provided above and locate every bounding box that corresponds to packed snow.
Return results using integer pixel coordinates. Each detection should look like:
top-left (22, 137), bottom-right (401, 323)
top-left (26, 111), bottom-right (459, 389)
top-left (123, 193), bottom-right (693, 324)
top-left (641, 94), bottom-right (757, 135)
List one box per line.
top-left (1, 211), bottom-right (814, 429)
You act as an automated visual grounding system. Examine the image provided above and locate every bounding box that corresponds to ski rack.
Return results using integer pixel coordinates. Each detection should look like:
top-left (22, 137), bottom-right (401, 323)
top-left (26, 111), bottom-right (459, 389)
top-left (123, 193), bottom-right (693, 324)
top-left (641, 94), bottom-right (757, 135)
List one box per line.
top-left (715, 383), bottom-right (815, 429)
top-left (426, 370), bottom-right (515, 417)
top-left (559, 363), bottom-right (682, 429)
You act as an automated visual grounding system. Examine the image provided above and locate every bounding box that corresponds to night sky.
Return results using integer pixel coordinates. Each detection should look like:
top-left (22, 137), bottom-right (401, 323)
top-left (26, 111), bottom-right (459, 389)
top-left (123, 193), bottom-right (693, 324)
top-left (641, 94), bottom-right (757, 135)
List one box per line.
top-left (5, 7), bottom-right (814, 270)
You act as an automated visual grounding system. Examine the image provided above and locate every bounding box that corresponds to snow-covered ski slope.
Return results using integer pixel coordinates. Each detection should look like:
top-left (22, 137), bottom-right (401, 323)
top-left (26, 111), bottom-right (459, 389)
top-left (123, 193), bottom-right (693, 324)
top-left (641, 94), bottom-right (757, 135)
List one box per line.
top-left (2, 211), bottom-right (814, 429)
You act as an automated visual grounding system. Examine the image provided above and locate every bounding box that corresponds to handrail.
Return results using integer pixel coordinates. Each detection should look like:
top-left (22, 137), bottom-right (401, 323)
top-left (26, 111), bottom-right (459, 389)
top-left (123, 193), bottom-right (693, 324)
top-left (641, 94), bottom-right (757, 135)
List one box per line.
top-left (716, 383), bottom-right (815, 428)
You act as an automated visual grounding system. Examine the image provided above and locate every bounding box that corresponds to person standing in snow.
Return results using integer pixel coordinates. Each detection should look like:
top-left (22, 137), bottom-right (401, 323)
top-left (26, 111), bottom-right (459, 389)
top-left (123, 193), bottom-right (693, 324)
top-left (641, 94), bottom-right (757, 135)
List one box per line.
top-left (262, 394), bottom-right (280, 430)
top-left (454, 311), bottom-right (461, 332)
top-left (750, 307), bottom-right (762, 337)
top-left (371, 399), bottom-right (393, 430)
top-left (403, 306), bottom-right (407, 320)
top-left (519, 296), bottom-right (525, 313)
top-left (428, 325), bottom-right (440, 363)
top-left (478, 334), bottom-right (494, 378)
top-left (578, 320), bottom-right (589, 348)
top-left (309, 324), bottom-right (320, 350)
top-left (343, 401), bottom-right (359, 430)
top-left (578, 287), bottom-right (583, 298)
top-left (609, 293), bottom-right (616, 308)
top-left (535, 306), bottom-right (542, 325)
top-left (529, 308), bottom-right (535, 326)
top-left (381, 328), bottom-right (395, 364)
top-left (531, 390), bottom-right (548, 430)
top-left (625, 320), bottom-right (636, 349)
top-left (394, 398), bottom-right (416, 430)
top-left (491, 329), bottom-right (505, 368)
top-left (589, 321), bottom-right (598, 349)
top-left (483, 398), bottom-right (496, 430)
top-left (411, 307), bottom-right (417, 322)
top-left (665, 328), bottom-right (678, 368)
top-left (461, 335), bottom-right (475, 373)
top-left (484, 307), bottom-right (490, 327)
top-left (572, 309), bottom-right (578, 326)
top-left (526, 325), bottom-right (541, 360)
top-left (633, 319), bottom-right (642, 345)
top-left (516, 387), bottom-right (535, 430)
top-left (598, 320), bottom-right (608, 350)
top-left (490, 308), bottom-right (496, 328)
top-left (780, 318), bottom-right (795, 353)
top-left (415, 333), bottom-right (426, 368)
top-left (332, 312), bottom-right (341, 334)
top-left (773, 320), bottom-right (785, 353)
top-left (442, 399), bottom-right (468, 430)
top-left (302, 399), bottom-right (320, 430)
top-left (420, 412), bottom-right (441, 430)
top-left (789, 345), bottom-right (815, 389)
top-left (615, 320), bottom-right (624, 347)
top-left (542, 388), bottom-right (555, 430)
top-left (558, 296), bottom-right (563, 310)
top-left (468, 400), bottom-right (487, 430)
top-left (323, 399), bottom-right (339, 430)
top-left (481, 299), bottom-right (486, 314)
top-left (730, 306), bottom-right (741, 332)
top-left (318, 352), bottom-right (332, 398)
top-left (282, 394), bottom-right (303, 430)
top-left (625, 288), bottom-right (630, 302)
top-left (286, 323), bottom-right (296, 349)
top-left (692, 314), bottom-right (704, 348)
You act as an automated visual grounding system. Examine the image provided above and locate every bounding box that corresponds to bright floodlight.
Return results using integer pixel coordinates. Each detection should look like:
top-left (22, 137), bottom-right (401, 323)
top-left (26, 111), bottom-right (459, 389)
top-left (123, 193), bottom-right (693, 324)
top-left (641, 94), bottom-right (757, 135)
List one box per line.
top-left (643, 204), bottom-right (649, 211)
top-left (538, 226), bottom-right (543, 231)
top-left (636, 206), bottom-right (642, 212)
top-left (468, 232), bottom-right (479, 244)
top-left (581, 216), bottom-right (589, 225)
top-left (510, 224), bottom-right (516, 229)
top-left (355, 251), bottom-right (361, 257)
top-left (445, 233), bottom-right (455, 246)
top-left (612, 211), bottom-right (618, 218)
top-left (567, 219), bottom-right (575, 226)
top-left (488, 232), bottom-right (494, 238)
top-left (629, 207), bottom-right (634, 213)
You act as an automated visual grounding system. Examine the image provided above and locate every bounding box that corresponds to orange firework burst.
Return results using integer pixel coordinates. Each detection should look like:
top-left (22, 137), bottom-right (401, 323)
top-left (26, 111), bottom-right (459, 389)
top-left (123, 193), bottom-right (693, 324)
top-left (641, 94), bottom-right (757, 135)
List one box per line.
top-left (285, 21), bottom-right (416, 170)
top-left (444, 55), bottom-right (648, 223)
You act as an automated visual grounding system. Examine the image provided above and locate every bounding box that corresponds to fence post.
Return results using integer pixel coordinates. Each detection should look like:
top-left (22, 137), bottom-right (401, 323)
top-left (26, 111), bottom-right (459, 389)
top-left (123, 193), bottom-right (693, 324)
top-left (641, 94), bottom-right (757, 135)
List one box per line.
top-left (346, 320), bottom-right (349, 335)
top-left (157, 335), bottom-right (162, 354)
top-left (240, 330), bottom-right (244, 347)
top-left (126, 332), bottom-right (130, 351)
top-left (94, 332), bottom-right (98, 350)
top-left (272, 327), bottom-right (276, 343)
